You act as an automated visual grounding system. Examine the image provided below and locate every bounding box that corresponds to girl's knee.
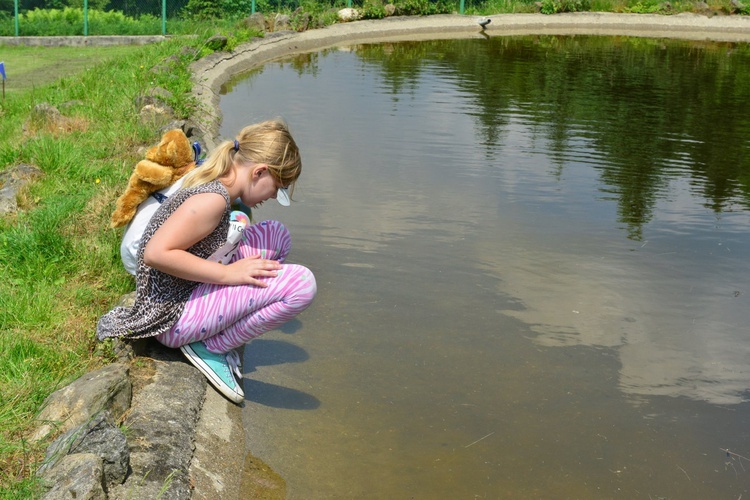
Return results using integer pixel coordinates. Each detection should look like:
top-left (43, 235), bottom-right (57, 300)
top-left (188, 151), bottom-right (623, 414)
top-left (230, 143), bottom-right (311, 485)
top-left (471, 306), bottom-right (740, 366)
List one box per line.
top-left (253, 219), bottom-right (290, 241)
top-left (305, 268), bottom-right (317, 298)
top-left (287, 265), bottom-right (317, 307)
top-left (242, 219), bottom-right (292, 261)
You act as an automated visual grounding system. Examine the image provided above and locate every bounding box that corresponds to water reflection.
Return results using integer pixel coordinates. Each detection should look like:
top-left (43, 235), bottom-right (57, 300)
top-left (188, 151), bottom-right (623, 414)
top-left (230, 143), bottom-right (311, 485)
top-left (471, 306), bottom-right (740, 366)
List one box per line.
top-left (221, 35), bottom-right (750, 497)
top-left (352, 37), bottom-right (750, 237)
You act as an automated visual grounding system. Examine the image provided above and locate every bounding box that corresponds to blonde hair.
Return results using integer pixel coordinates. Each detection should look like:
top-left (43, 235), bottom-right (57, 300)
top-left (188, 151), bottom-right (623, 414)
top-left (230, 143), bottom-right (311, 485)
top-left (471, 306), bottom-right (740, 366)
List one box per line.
top-left (181, 118), bottom-right (301, 197)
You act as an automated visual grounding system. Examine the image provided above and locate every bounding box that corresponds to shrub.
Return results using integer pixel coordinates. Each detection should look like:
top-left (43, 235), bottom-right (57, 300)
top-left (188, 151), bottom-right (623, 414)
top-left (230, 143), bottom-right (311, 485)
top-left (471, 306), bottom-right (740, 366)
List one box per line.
top-left (393, 0), bottom-right (454, 15)
top-left (7, 7), bottom-right (162, 36)
top-left (540, 0), bottom-right (590, 13)
top-left (181, 0), bottom-right (255, 20)
top-left (624, 0), bottom-right (666, 12)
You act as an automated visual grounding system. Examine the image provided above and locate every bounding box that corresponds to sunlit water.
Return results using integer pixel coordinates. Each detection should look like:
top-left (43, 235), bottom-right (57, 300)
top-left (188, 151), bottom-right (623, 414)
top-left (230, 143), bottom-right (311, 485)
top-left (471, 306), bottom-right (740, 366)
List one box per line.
top-left (219, 35), bottom-right (750, 498)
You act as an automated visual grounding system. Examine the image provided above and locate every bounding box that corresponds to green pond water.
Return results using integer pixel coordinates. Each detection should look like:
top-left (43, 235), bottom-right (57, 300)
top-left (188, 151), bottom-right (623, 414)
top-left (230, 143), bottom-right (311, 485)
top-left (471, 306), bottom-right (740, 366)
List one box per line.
top-left (219, 34), bottom-right (750, 498)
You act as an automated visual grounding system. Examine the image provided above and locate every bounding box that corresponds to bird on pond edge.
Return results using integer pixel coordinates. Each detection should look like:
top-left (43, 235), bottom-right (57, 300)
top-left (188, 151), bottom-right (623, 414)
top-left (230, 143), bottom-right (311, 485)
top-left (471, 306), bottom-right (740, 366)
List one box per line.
top-left (478, 17), bottom-right (491, 30)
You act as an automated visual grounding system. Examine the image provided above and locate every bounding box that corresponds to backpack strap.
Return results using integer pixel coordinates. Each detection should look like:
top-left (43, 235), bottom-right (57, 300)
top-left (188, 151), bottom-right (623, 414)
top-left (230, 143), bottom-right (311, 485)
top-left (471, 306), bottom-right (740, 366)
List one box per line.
top-left (193, 141), bottom-right (205, 166)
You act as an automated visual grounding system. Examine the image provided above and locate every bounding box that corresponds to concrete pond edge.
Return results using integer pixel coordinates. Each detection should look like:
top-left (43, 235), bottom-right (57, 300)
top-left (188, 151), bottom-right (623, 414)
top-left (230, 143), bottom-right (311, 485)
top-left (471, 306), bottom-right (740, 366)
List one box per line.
top-left (28, 13), bottom-right (750, 499)
top-left (190, 12), bottom-right (750, 154)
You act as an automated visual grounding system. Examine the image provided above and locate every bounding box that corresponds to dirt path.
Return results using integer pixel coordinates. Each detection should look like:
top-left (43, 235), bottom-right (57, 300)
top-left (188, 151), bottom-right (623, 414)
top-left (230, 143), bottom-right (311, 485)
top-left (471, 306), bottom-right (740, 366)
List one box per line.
top-left (0, 44), bottom-right (147, 93)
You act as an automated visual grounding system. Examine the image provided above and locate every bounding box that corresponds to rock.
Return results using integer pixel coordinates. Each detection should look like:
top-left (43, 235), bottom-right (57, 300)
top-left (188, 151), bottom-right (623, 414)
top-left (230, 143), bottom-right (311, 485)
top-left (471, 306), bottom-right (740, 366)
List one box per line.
top-left (205, 35), bottom-right (228, 52)
top-left (134, 87), bottom-right (173, 110)
top-left (182, 120), bottom-right (207, 153)
top-left (107, 352), bottom-right (206, 500)
top-left (158, 119), bottom-right (189, 137)
top-left (38, 411), bottom-right (129, 489)
top-left (39, 453), bottom-right (106, 500)
top-left (273, 14), bottom-right (292, 32)
top-left (385, 3), bottom-right (396, 16)
top-left (337, 8), bottom-right (362, 21)
top-left (28, 103), bottom-right (61, 123)
top-left (0, 164), bottom-right (43, 215)
top-left (31, 363), bottom-right (131, 443)
top-left (111, 338), bottom-right (136, 363)
top-left (139, 103), bottom-right (176, 127)
top-left (24, 103), bottom-right (75, 134)
top-left (244, 13), bottom-right (266, 32)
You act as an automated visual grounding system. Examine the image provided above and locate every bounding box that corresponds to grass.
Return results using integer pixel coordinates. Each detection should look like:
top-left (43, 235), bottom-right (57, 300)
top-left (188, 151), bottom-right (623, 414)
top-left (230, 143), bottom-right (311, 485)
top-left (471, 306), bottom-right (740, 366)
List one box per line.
top-left (0, 17), bottom-right (266, 494)
top-left (0, 31), bottom-right (217, 498)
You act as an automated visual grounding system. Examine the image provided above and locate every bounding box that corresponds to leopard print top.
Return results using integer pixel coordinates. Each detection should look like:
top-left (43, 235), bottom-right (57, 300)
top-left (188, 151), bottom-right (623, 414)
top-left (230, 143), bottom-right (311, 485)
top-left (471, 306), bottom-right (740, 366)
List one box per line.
top-left (97, 180), bottom-right (231, 341)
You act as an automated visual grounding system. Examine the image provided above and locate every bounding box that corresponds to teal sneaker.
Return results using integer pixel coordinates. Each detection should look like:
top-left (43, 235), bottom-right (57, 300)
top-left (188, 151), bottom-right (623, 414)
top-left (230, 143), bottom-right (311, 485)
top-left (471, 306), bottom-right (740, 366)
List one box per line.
top-left (180, 341), bottom-right (244, 404)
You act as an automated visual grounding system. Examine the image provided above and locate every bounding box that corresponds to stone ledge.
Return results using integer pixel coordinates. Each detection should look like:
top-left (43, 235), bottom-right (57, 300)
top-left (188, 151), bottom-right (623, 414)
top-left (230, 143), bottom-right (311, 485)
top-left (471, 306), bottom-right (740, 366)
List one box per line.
top-left (34, 339), bottom-right (247, 499)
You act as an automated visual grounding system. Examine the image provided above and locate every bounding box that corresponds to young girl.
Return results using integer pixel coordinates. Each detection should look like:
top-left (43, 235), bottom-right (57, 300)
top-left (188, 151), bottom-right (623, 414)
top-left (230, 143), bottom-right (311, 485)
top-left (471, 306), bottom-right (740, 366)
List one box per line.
top-left (97, 119), bottom-right (317, 404)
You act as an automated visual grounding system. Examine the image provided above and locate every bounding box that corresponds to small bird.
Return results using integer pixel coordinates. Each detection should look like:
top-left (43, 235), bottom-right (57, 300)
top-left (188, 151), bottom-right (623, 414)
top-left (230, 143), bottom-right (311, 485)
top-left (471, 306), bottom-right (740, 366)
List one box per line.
top-left (478, 17), bottom-right (491, 30)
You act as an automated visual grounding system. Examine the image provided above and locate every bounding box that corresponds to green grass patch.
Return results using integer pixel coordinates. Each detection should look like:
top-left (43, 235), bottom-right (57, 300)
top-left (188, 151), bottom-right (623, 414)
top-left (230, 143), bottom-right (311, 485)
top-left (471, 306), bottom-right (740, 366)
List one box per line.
top-left (0, 31), bottom-right (230, 496)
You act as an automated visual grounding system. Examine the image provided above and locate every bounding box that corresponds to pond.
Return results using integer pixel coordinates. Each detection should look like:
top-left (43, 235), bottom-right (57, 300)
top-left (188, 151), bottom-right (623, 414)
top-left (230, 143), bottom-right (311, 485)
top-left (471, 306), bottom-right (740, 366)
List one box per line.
top-left (219, 35), bottom-right (750, 498)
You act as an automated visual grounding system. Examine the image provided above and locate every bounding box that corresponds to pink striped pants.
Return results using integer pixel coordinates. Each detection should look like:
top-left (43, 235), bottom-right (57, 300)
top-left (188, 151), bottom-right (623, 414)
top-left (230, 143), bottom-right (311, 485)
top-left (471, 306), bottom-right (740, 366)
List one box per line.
top-left (156, 220), bottom-right (317, 353)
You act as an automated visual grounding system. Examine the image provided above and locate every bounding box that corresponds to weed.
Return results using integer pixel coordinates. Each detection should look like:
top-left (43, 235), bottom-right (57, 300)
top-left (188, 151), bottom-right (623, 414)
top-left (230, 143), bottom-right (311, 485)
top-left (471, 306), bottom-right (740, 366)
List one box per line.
top-left (540, 0), bottom-right (591, 14)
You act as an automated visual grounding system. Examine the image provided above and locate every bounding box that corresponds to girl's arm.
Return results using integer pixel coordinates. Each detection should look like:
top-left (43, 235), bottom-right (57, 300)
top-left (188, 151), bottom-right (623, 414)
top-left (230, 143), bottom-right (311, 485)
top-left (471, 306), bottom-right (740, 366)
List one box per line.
top-left (143, 192), bottom-right (280, 286)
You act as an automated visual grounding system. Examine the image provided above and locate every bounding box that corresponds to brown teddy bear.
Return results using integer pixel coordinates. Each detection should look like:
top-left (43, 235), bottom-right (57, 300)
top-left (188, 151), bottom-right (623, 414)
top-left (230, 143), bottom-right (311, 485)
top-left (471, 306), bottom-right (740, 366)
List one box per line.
top-left (110, 129), bottom-right (196, 228)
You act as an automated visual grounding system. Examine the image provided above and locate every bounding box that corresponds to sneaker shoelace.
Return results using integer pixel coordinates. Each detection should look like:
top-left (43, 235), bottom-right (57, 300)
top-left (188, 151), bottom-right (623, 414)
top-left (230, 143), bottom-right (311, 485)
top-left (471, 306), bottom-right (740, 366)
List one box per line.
top-left (225, 350), bottom-right (242, 381)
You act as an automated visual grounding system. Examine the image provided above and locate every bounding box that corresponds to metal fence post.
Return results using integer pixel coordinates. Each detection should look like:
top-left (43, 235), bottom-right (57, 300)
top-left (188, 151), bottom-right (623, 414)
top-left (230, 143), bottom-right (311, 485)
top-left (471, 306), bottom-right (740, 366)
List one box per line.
top-left (84, 0), bottom-right (88, 36)
top-left (252, 0), bottom-right (256, 14)
top-left (14, 0), bottom-right (19, 36)
top-left (162, 0), bottom-right (167, 35)
top-left (460, 0), bottom-right (465, 14)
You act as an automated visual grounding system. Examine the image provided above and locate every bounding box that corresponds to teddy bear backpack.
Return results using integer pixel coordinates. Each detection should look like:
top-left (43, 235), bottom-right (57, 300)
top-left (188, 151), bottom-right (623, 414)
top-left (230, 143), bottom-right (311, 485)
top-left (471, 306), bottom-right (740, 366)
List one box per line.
top-left (109, 129), bottom-right (198, 229)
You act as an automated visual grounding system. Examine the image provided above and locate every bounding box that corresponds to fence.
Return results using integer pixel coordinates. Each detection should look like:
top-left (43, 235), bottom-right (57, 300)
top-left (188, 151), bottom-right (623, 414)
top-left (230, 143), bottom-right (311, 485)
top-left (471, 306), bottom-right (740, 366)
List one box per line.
top-left (3, 0), bottom-right (236, 36)
top-left (1, 0), bottom-right (437, 37)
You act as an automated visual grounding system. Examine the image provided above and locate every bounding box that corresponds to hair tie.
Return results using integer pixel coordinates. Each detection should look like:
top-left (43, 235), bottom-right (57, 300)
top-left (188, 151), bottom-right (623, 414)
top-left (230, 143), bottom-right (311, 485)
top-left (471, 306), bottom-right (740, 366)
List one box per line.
top-left (233, 139), bottom-right (240, 152)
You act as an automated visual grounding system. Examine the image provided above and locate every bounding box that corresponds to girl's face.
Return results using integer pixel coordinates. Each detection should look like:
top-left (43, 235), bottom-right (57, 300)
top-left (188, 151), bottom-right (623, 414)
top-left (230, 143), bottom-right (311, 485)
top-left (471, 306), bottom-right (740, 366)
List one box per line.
top-left (242, 165), bottom-right (281, 208)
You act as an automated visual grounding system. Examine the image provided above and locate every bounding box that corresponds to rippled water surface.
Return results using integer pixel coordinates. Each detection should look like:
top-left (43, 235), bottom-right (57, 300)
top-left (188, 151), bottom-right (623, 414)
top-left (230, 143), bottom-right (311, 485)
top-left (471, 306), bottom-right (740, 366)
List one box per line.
top-left (219, 35), bottom-right (750, 498)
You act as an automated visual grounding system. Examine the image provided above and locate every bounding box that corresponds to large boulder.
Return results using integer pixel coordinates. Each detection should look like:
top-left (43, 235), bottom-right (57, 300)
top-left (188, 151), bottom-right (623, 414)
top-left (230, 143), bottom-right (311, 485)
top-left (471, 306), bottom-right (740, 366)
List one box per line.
top-left (273, 14), bottom-right (292, 31)
top-left (31, 363), bottom-right (131, 443)
top-left (244, 12), bottom-right (266, 32)
top-left (39, 453), bottom-right (107, 500)
top-left (107, 353), bottom-right (206, 500)
top-left (38, 411), bottom-right (129, 491)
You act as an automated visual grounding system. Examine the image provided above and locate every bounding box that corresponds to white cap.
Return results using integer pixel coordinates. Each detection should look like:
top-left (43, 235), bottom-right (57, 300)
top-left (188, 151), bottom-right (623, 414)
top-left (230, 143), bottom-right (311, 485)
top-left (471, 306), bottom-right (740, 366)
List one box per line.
top-left (277, 187), bottom-right (290, 206)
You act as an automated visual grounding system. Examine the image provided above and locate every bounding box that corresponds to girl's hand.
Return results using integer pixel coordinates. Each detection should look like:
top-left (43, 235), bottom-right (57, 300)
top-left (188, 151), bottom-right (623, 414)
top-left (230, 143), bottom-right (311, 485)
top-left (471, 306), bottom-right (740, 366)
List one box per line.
top-left (224, 254), bottom-right (282, 287)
